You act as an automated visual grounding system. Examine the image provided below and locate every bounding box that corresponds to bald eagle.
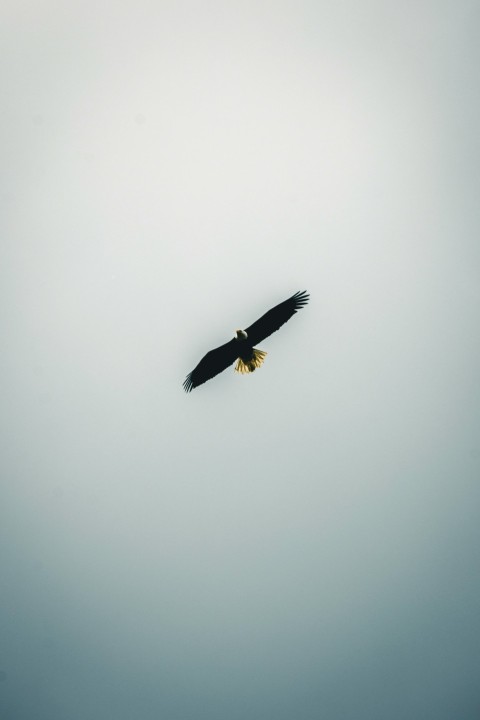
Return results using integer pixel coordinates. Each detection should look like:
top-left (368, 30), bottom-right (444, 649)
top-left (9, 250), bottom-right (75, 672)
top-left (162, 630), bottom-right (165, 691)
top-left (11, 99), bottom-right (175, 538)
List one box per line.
top-left (183, 290), bottom-right (309, 392)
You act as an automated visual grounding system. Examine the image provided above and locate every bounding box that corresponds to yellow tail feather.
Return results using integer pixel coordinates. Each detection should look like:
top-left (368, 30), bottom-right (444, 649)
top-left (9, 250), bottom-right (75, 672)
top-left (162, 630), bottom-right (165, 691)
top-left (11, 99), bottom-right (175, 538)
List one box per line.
top-left (235, 348), bottom-right (267, 374)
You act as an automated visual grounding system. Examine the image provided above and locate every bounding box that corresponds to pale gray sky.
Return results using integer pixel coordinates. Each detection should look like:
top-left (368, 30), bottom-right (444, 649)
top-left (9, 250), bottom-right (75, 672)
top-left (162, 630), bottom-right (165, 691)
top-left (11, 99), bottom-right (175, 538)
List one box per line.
top-left (1, 1), bottom-right (480, 718)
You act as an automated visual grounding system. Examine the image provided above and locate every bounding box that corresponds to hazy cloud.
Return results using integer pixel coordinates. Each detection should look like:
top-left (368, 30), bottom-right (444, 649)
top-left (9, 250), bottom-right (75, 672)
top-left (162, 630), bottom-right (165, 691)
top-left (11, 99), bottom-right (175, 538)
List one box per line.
top-left (1, 1), bottom-right (479, 718)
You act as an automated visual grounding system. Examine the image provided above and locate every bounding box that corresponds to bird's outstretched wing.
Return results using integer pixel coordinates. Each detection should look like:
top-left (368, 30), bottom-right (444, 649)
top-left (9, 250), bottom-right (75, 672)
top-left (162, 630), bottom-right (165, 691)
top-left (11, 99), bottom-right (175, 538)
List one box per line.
top-left (244, 290), bottom-right (309, 346)
top-left (183, 339), bottom-right (239, 392)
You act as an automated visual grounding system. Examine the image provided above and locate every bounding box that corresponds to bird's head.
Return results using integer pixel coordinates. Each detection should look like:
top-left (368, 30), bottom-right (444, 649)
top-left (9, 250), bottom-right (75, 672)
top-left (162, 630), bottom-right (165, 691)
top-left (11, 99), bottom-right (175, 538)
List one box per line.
top-left (235, 329), bottom-right (248, 340)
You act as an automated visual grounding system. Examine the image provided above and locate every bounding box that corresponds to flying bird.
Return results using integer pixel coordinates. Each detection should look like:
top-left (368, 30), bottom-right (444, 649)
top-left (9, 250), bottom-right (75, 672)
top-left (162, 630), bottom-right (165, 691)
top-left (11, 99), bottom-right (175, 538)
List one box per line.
top-left (183, 290), bottom-right (309, 392)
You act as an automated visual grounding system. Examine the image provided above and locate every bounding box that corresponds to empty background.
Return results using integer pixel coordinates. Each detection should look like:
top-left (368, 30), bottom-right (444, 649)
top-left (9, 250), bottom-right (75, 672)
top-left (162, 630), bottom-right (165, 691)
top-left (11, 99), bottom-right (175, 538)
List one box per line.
top-left (1, 1), bottom-right (479, 718)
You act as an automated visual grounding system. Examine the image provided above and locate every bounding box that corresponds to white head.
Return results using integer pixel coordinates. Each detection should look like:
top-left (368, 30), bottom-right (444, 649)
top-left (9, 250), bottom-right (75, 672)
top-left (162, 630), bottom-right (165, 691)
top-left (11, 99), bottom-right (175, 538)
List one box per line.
top-left (235, 329), bottom-right (248, 340)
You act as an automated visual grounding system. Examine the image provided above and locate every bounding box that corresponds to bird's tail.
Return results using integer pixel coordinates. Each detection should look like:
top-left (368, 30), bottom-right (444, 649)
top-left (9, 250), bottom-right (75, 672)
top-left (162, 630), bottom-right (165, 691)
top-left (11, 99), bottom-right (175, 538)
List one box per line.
top-left (235, 348), bottom-right (267, 374)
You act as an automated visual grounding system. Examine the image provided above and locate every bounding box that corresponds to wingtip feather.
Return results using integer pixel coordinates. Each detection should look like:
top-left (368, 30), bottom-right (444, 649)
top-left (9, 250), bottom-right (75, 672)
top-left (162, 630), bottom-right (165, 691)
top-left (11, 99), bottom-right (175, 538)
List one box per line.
top-left (292, 290), bottom-right (309, 308)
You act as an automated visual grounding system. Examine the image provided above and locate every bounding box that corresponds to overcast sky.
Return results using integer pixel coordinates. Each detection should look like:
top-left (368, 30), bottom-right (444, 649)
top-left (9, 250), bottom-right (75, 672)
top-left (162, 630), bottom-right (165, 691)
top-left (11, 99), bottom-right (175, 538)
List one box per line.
top-left (1, 1), bottom-right (480, 718)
